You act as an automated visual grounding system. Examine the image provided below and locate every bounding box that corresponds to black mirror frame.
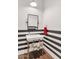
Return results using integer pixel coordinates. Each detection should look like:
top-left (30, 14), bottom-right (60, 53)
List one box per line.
top-left (26, 14), bottom-right (39, 30)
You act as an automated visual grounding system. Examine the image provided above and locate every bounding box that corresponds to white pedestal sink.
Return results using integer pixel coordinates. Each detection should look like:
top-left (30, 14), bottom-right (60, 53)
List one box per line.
top-left (26, 34), bottom-right (44, 42)
top-left (26, 34), bottom-right (44, 52)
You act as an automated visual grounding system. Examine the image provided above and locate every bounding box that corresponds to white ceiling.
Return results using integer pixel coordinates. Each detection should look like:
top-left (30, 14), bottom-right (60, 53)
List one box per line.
top-left (18, 0), bottom-right (44, 11)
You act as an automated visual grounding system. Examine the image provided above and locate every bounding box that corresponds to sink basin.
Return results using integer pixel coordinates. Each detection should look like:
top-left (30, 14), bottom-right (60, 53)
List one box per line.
top-left (26, 34), bottom-right (44, 42)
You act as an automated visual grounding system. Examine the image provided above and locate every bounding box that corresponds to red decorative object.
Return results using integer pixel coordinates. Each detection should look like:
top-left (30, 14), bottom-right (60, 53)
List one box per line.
top-left (44, 26), bottom-right (48, 35)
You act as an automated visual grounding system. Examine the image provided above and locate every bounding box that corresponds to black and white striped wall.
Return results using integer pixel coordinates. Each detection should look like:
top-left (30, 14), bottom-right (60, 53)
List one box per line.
top-left (18, 30), bottom-right (61, 59)
top-left (43, 30), bottom-right (61, 59)
top-left (18, 30), bottom-right (43, 55)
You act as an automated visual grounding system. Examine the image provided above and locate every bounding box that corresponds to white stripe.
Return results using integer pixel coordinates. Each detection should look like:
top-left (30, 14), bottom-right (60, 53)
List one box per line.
top-left (48, 32), bottom-right (61, 37)
top-left (44, 38), bottom-right (61, 50)
top-left (18, 45), bottom-right (28, 49)
top-left (18, 32), bottom-right (28, 35)
top-left (18, 41), bottom-right (27, 44)
top-left (45, 36), bottom-right (61, 43)
top-left (18, 37), bottom-right (26, 39)
top-left (44, 43), bottom-right (61, 57)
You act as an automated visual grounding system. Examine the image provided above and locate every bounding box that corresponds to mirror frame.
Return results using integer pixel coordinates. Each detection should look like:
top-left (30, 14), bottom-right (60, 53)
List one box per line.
top-left (27, 14), bottom-right (39, 30)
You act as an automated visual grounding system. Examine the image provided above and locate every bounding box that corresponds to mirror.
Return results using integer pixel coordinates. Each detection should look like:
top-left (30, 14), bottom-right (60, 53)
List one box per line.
top-left (27, 14), bottom-right (39, 30)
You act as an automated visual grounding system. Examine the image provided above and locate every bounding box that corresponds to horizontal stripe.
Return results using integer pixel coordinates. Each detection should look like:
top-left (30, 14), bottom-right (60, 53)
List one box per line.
top-left (45, 35), bottom-right (61, 44)
top-left (18, 30), bottom-right (43, 32)
top-left (44, 38), bottom-right (61, 50)
top-left (44, 44), bottom-right (61, 59)
top-left (46, 34), bottom-right (61, 41)
top-left (43, 40), bottom-right (61, 53)
top-left (18, 47), bottom-right (29, 51)
top-left (18, 32), bottom-right (43, 35)
top-left (44, 37), bottom-right (61, 46)
top-left (18, 44), bottom-right (28, 49)
top-left (48, 32), bottom-right (61, 37)
top-left (18, 32), bottom-right (29, 35)
top-left (18, 41), bottom-right (27, 44)
top-left (18, 43), bottom-right (27, 46)
top-left (18, 34), bottom-right (26, 37)
top-left (18, 36), bottom-right (26, 39)
top-left (18, 40), bottom-right (43, 46)
top-left (18, 33), bottom-right (44, 37)
top-left (44, 43), bottom-right (60, 57)
top-left (18, 38), bottom-right (26, 41)
top-left (48, 30), bottom-right (61, 34)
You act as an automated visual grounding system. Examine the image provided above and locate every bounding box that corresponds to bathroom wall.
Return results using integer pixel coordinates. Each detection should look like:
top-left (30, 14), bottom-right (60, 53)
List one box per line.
top-left (43, 0), bottom-right (61, 30)
top-left (18, 0), bottom-right (44, 30)
top-left (43, 0), bottom-right (61, 59)
top-left (18, 0), bottom-right (61, 59)
top-left (18, 0), bottom-right (61, 30)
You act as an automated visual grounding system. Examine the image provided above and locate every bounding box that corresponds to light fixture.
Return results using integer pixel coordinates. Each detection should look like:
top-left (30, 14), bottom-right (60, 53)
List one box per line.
top-left (30, 1), bottom-right (37, 7)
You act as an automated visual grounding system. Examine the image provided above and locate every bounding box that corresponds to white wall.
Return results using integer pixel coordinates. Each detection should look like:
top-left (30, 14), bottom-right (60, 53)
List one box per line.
top-left (18, 0), bottom-right (44, 30)
top-left (43, 0), bottom-right (61, 59)
top-left (43, 0), bottom-right (61, 30)
top-left (18, 0), bottom-right (61, 30)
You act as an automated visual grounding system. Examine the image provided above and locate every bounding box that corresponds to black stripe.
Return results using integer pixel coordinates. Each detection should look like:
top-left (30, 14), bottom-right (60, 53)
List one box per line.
top-left (46, 34), bottom-right (61, 41)
top-left (39, 33), bottom-right (44, 35)
top-left (48, 30), bottom-right (61, 34)
top-left (18, 30), bottom-right (28, 32)
top-left (18, 47), bottom-right (29, 51)
top-left (43, 40), bottom-right (61, 53)
top-left (18, 29), bottom-right (43, 32)
top-left (18, 40), bottom-right (43, 46)
top-left (44, 44), bottom-right (61, 59)
top-left (18, 30), bottom-right (61, 34)
top-left (44, 37), bottom-right (61, 46)
top-left (18, 33), bottom-right (44, 37)
top-left (18, 43), bottom-right (27, 46)
top-left (18, 34), bottom-right (26, 37)
top-left (18, 38), bottom-right (26, 41)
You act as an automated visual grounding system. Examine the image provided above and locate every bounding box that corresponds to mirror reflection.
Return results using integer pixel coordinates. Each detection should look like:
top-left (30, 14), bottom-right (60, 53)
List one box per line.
top-left (27, 14), bottom-right (39, 30)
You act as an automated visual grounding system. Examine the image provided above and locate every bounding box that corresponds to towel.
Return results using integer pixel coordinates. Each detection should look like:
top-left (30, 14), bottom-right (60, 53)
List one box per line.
top-left (44, 26), bottom-right (48, 35)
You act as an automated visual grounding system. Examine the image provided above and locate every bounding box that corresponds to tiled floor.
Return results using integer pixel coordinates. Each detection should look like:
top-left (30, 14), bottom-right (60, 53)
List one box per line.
top-left (18, 49), bottom-right (53, 59)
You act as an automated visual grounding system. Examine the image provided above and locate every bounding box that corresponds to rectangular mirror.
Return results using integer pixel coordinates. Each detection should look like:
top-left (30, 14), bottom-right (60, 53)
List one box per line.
top-left (27, 14), bottom-right (39, 30)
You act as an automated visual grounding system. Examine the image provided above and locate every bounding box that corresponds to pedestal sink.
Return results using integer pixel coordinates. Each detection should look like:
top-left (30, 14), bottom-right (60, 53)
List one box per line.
top-left (26, 34), bottom-right (44, 59)
top-left (26, 34), bottom-right (44, 50)
top-left (26, 34), bottom-right (44, 42)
